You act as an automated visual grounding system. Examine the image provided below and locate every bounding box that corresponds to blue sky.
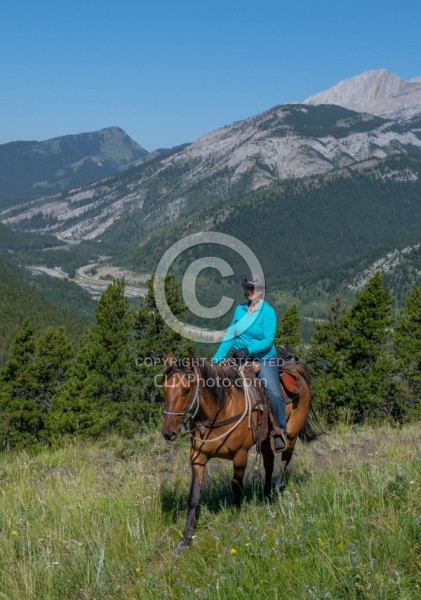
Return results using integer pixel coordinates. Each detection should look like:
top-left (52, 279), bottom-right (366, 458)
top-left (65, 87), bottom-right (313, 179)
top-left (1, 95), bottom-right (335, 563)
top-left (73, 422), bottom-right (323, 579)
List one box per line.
top-left (1, 0), bottom-right (420, 151)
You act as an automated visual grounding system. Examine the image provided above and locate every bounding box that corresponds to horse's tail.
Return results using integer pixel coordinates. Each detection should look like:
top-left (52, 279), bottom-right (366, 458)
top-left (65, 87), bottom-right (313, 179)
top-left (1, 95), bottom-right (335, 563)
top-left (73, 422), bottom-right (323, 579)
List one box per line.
top-left (296, 361), bottom-right (325, 444)
top-left (298, 404), bottom-right (325, 443)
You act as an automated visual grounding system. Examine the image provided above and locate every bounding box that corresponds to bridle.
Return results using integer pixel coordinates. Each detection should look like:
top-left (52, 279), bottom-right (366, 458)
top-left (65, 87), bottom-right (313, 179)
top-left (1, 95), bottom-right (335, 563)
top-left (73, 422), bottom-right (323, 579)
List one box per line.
top-left (163, 363), bottom-right (254, 443)
top-left (163, 365), bottom-right (201, 429)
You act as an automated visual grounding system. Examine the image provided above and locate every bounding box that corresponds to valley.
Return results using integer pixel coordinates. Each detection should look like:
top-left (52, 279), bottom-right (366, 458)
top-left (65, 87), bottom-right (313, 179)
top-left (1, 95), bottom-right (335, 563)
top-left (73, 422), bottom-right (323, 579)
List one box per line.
top-left (28, 262), bottom-right (148, 299)
top-left (1, 68), bottom-right (421, 337)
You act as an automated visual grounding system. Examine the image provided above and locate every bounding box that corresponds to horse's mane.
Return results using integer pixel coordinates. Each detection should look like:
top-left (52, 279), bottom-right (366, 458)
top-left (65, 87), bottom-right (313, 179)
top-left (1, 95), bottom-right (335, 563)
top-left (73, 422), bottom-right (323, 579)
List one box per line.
top-left (164, 359), bottom-right (240, 407)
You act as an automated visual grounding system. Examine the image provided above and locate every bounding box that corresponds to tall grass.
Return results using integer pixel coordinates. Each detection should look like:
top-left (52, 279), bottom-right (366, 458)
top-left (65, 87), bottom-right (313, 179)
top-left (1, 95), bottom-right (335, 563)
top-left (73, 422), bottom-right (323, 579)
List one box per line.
top-left (0, 425), bottom-right (419, 599)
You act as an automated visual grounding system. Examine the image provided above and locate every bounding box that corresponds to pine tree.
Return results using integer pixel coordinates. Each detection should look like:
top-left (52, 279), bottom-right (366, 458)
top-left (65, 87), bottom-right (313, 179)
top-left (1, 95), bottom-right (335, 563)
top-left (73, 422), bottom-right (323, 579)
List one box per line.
top-left (344, 272), bottom-right (394, 372)
top-left (49, 280), bottom-right (138, 438)
top-left (308, 273), bottom-right (399, 423)
top-left (31, 326), bottom-right (74, 412)
top-left (0, 319), bottom-right (37, 448)
top-left (133, 274), bottom-right (191, 422)
top-left (0, 323), bottom-right (73, 449)
top-left (275, 304), bottom-right (303, 356)
top-left (0, 319), bottom-right (35, 385)
top-left (394, 285), bottom-right (421, 419)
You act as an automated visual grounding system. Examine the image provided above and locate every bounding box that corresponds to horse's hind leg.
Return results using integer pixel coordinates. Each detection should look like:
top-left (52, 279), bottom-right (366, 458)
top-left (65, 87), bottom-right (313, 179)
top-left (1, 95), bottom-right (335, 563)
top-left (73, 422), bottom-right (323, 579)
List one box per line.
top-left (184, 454), bottom-right (207, 544)
top-left (261, 437), bottom-right (274, 500)
top-left (274, 447), bottom-right (294, 493)
top-left (232, 449), bottom-right (248, 508)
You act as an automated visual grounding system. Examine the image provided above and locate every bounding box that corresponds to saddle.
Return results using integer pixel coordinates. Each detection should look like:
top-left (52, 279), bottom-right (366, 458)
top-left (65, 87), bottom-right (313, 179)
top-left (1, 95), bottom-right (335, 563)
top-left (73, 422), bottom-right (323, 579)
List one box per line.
top-left (239, 364), bottom-right (273, 454)
top-left (238, 363), bottom-right (294, 453)
top-left (240, 357), bottom-right (303, 453)
top-left (276, 349), bottom-right (302, 396)
top-left (222, 356), bottom-right (302, 454)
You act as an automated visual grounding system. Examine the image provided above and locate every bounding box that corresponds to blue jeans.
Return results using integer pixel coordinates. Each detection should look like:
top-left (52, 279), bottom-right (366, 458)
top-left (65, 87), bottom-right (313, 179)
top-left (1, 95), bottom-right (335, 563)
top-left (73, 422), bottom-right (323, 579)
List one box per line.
top-left (258, 358), bottom-right (287, 433)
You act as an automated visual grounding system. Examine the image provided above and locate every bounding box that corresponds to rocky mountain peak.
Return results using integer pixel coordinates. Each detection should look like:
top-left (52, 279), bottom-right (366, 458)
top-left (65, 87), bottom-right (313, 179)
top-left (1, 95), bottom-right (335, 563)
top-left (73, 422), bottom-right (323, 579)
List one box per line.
top-left (304, 69), bottom-right (421, 120)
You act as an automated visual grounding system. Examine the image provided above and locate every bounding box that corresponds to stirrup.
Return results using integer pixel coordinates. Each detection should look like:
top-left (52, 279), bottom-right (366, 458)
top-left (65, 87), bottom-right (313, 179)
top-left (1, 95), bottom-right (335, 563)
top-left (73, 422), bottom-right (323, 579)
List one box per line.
top-left (273, 431), bottom-right (288, 453)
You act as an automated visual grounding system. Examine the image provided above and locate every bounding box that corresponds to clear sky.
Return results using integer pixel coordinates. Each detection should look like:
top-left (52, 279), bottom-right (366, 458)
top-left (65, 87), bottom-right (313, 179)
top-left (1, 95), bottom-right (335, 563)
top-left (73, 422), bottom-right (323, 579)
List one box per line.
top-left (1, 0), bottom-right (420, 151)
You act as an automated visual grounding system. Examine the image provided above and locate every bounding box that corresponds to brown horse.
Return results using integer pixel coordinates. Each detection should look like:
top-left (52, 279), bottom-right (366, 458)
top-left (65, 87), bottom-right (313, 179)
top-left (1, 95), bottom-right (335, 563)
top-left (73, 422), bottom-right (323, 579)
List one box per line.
top-left (161, 352), bottom-right (322, 544)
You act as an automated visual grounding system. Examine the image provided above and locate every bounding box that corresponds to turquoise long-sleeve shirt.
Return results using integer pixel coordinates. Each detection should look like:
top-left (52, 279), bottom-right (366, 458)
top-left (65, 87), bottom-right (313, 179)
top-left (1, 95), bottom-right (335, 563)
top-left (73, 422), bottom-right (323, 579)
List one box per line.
top-left (212, 300), bottom-right (277, 362)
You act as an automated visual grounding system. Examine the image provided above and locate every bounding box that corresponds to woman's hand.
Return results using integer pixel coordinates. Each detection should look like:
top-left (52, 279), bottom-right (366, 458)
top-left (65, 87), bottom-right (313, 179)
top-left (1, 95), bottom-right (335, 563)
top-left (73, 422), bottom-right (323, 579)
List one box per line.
top-left (232, 348), bottom-right (249, 360)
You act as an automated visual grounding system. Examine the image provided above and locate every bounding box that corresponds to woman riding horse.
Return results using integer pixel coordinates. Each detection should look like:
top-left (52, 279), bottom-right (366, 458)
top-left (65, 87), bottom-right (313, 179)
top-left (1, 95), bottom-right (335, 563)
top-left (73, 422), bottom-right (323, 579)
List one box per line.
top-left (161, 273), bottom-right (322, 543)
top-left (212, 272), bottom-right (288, 452)
top-left (161, 352), bottom-right (317, 543)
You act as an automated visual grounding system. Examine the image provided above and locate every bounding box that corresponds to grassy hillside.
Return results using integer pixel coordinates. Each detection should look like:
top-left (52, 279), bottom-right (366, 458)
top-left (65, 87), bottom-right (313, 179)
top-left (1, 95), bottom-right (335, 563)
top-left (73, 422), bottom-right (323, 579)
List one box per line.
top-left (0, 424), bottom-right (419, 598)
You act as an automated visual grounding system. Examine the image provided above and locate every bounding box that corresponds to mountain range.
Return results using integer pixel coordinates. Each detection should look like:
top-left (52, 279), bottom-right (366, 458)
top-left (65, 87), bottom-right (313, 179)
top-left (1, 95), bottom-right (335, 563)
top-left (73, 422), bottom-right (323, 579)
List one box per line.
top-left (1, 69), bottom-right (421, 319)
top-left (0, 127), bottom-right (163, 208)
top-left (3, 70), bottom-right (420, 244)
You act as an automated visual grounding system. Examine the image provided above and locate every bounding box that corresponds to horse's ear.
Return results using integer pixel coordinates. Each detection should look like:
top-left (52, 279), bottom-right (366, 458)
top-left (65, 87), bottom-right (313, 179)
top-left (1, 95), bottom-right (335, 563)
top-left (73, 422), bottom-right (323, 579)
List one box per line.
top-left (186, 350), bottom-right (195, 368)
top-left (163, 352), bottom-right (175, 366)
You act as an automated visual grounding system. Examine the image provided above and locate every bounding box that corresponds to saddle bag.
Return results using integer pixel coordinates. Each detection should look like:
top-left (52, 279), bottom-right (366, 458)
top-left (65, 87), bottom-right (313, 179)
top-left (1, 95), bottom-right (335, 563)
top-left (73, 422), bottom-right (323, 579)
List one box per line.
top-left (280, 370), bottom-right (301, 395)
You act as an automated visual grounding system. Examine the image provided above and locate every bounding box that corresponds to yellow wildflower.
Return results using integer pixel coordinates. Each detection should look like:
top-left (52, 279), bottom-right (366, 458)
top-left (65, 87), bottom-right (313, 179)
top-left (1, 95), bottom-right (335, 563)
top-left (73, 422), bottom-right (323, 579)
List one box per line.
top-left (317, 538), bottom-right (324, 546)
top-left (230, 548), bottom-right (237, 555)
top-left (135, 567), bottom-right (141, 574)
top-left (11, 531), bottom-right (17, 536)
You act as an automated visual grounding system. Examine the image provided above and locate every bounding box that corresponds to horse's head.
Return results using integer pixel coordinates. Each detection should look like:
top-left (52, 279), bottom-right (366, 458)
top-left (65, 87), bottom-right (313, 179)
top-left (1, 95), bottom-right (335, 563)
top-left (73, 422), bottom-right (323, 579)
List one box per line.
top-left (161, 352), bottom-right (198, 441)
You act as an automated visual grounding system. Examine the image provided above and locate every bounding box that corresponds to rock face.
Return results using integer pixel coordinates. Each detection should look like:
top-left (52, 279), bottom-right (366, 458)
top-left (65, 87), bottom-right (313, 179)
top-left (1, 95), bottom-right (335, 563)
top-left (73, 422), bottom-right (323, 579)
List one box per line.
top-left (4, 71), bottom-right (421, 243)
top-left (5, 102), bottom-right (421, 242)
top-left (304, 69), bottom-right (421, 120)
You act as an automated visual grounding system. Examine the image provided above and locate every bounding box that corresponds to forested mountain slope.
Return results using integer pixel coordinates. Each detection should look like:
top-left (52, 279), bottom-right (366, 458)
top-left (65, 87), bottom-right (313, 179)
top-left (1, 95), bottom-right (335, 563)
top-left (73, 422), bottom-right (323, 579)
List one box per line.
top-left (0, 260), bottom-right (90, 364)
top-left (0, 127), bottom-right (149, 208)
top-left (0, 221), bottom-right (63, 254)
top-left (2, 74), bottom-right (421, 323)
top-left (118, 152), bottom-right (421, 310)
top-left (5, 105), bottom-right (421, 245)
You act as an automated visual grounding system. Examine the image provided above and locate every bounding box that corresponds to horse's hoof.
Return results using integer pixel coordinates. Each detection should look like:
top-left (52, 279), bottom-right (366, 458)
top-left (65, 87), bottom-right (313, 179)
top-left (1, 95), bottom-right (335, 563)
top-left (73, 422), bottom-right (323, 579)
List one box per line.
top-left (182, 534), bottom-right (195, 546)
top-left (273, 481), bottom-right (285, 495)
top-left (174, 539), bottom-right (191, 555)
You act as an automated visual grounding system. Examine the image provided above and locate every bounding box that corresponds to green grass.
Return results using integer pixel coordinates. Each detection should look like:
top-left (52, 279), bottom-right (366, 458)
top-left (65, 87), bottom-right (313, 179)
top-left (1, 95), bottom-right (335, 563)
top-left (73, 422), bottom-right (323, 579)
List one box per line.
top-left (0, 425), bottom-right (419, 599)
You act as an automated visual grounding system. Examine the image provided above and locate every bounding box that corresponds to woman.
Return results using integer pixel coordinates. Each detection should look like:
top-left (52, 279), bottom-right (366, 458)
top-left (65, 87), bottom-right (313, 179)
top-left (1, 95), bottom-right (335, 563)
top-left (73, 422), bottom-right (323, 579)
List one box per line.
top-left (212, 272), bottom-right (287, 452)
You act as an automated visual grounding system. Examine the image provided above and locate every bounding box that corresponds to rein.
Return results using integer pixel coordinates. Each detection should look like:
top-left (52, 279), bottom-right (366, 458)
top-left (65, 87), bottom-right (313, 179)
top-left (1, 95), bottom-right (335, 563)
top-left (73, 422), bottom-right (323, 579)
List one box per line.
top-left (175, 365), bottom-right (254, 443)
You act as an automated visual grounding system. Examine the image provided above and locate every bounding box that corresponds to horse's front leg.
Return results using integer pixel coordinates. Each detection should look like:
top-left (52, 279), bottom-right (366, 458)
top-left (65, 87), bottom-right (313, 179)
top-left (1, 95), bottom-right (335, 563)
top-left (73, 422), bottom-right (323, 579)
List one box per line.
top-left (184, 452), bottom-right (207, 544)
top-left (261, 436), bottom-right (274, 500)
top-left (232, 449), bottom-right (248, 508)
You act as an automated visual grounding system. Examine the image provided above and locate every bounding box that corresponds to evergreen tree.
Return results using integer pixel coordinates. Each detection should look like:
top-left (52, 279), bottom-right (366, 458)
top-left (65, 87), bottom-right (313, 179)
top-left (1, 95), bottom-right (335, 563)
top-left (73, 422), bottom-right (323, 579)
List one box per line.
top-left (0, 319), bottom-right (37, 448)
top-left (0, 323), bottom-right (73, 449)
top-left (133, 274), bottom-right (191, 422)
top-left (49, 280), bottom-right (138, 438)
top-left (275, 304), bottom-right (303, 356)
top-left (0, 319), bottom-right (35, 384)
top-left (344, 272), bottom-right (394, 372)
top-left (31, 326), bottom-right (74, 412)
top-left (394, 285), bottom-right (421, 419)
top-left (308, 273), bottom-right (400, 423)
